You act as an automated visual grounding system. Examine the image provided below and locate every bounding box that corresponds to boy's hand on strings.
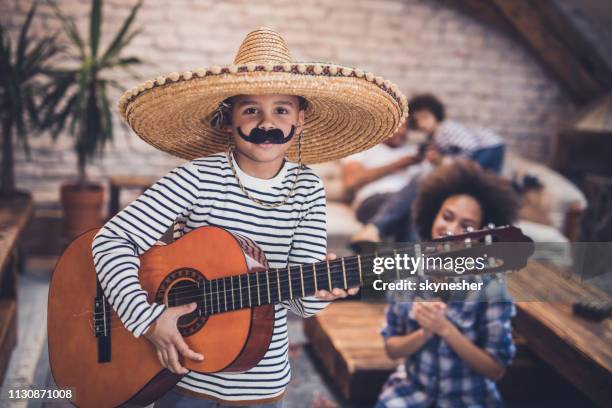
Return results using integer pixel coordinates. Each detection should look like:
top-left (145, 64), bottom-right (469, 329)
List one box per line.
top-left (144, 302), bottom-right (204, 374)
top-left (314, 253), bottom-right (360, 301)
top-left (411, 298), bottom-right (453, 338)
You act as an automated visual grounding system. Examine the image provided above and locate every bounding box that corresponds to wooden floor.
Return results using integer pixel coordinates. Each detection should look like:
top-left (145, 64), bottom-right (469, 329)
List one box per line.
top-left (0, 256), bottom-right (54, 408)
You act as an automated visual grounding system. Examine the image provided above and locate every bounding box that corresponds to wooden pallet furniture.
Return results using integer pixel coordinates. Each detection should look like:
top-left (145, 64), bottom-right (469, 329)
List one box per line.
top-left (304, 301), bottom-right (537, 404)
top-left (305, 261), bottom-right (611, 405)
top-left (303, 302), bottom-right (394, 403)
top-left (0, 195), bottom-right (33, 384)
top-left (507, 261), bottom-right (612, 407)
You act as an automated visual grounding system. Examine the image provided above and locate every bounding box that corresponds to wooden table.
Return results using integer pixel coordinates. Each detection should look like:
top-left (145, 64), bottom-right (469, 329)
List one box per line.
top-left (0, 195), bottom-right (33, 384)
top-left (508, 260), bottom-right (612, 407)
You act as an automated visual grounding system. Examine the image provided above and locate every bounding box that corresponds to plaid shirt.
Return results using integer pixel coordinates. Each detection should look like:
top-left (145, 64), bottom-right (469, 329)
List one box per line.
top-left (376, 277), bottom-right (516, 408)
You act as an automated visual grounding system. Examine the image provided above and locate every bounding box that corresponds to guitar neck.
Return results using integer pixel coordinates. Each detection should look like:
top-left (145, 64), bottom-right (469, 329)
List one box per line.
top-left (199, 248), bottom-right (413, 316)
top-left (198, 225), bottom-right (533, 316)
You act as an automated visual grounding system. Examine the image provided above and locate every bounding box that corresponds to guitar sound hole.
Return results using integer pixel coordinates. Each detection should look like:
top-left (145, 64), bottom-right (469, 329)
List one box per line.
top-left (167, 279), bottom-right (201, 327)
top-left (156, 268), bottom-right (207, 337)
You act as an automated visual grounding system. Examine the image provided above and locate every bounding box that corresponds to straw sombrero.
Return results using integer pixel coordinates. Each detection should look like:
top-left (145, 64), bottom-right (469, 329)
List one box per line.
top-left (118, 27), bottom-right (408, 164)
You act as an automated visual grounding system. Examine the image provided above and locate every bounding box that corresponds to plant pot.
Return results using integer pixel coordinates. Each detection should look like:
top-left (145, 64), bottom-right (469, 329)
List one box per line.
top-left (0, 189), bottom-right (33, 200)
top-left (60, 182), bottom-right (104, 238)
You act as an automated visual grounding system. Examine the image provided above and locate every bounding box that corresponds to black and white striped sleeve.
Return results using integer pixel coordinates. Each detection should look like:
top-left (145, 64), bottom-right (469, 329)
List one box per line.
top-left (91, 162), bottom-right (201, 337)
top-left (282, 176), bottom-right (330, 318)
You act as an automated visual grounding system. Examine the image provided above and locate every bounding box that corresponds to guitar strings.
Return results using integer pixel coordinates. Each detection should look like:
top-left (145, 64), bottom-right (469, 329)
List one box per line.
top-left (91, 265), bottom-right (511, 332)
top-left (93, 252), bottom-right (380, 307)
top-left (91, 257), bottom-right (369, 322)
top-left (90, 258), bottom-right (507, 324)
top-left (91, 265), bottom-right (512, 333)
top-left (90, 247), bottom-right (504, 321)
top-left (94, 241), bottom-right (442, 301)
top-left (90, 256), bottom-right (389, 327)
top-left (94, 240), bottom-right (481, 303)
top-left (93, 238), bottom-right (441, 295)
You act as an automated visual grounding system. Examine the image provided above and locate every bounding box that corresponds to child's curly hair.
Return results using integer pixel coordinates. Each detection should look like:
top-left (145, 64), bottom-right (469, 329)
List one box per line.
top-left (408, 94), bottom-right (445, 129)
top-left (413, 159), bottom-right (519, 240)
top-left (209, 96), bottom-right (309, 130)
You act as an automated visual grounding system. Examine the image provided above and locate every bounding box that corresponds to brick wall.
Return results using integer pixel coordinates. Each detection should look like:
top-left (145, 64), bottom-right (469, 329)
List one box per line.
top-left (1, 0), bottom-right (575, 208)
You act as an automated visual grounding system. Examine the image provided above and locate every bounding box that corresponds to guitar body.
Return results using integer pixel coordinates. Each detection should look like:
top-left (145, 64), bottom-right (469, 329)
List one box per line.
top-left (48, 226), bottom-right (274, 408)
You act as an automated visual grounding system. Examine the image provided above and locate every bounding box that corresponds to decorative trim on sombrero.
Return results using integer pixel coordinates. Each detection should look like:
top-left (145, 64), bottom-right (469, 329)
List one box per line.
top-left (117, 27), bottom-right (408, 164)
top-left (118, 63), bottom-right (408, 122)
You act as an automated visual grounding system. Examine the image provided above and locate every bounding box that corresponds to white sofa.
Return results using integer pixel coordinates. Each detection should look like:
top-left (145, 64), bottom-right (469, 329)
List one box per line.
top-left (311, 152), bottom-right (587, 247)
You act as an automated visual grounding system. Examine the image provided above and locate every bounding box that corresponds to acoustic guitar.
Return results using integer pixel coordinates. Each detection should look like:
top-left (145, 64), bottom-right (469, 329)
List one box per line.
top-left (47, 225), bottom-right (533, 407)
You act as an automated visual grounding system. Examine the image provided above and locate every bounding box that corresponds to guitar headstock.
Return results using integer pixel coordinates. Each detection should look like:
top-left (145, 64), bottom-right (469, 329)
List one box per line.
top-left (433, 224), bottom-right (533, 243)
top-left (423, 225), bottom-right (535, 276)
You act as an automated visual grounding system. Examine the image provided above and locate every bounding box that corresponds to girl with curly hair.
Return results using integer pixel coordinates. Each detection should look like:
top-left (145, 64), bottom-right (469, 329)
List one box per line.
top-left (376, 159), bottom-right (520, 408)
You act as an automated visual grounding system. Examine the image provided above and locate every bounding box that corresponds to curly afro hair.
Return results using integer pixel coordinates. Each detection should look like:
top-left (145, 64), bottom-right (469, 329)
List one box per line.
top-left (408, 94), bottom-right (445, 129)
top-left (412, 159), bottom-right (519, 240)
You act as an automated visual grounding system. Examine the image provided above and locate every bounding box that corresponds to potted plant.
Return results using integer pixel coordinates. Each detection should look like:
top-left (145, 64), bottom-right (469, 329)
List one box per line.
top-left (0, 3), bottom-right (61, 199)
top-left (43, 0), bottom-right (143, 237)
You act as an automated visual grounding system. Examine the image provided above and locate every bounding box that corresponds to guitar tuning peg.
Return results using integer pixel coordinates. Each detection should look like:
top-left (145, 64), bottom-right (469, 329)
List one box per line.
top-left (464, 237), bottom-right (472, 248)
top-left (485, 234), bottom-right (493, 245)
top-left (487, 223), bottom-right (496, 229)
top-left (465, 226), bottom-right (475, 233)
top-left (489, 256), bottom-right (497, 268)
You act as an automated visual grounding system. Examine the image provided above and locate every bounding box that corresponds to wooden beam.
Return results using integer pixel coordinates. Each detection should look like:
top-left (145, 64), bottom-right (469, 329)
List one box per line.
top-left (531, 1), bottom-right (612, 92)
top-left (438, 0), bottom-right (513, 30)
top-left (490, 0), bottom-right (607, 103)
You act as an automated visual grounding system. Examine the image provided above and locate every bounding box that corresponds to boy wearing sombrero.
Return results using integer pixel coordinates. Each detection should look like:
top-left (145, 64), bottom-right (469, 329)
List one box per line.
top-left (92, 27), bottom-right (407, 406)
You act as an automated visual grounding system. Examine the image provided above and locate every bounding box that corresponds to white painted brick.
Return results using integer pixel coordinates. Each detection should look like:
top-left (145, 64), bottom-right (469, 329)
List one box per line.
top-left (5, 0), bottom-right (575, 207)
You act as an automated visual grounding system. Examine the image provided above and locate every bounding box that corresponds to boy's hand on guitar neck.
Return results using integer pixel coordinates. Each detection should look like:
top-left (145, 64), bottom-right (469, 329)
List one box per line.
top-left (144, 302), bottom-right (204, 374)
top-left (313, 253), bottom-right (360, 301)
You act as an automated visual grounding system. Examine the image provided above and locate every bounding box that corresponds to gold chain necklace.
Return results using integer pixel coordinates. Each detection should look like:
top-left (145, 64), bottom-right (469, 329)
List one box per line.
top-left (226, 140), bottom-right (302, 208)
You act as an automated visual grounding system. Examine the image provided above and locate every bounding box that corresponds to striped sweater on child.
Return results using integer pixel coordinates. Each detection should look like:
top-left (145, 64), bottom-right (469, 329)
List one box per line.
top-left (91, 152), bottom-right (329, 402)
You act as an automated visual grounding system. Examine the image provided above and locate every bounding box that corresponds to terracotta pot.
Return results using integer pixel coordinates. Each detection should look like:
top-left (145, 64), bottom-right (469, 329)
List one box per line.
top-left (60, 182), bottom-right (104, 237)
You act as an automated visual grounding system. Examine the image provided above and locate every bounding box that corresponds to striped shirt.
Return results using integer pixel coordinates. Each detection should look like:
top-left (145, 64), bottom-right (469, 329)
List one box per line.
top-left (435, 120), bottom-right (503, 156)
top-left (91, 152), bottom-right (329, 402)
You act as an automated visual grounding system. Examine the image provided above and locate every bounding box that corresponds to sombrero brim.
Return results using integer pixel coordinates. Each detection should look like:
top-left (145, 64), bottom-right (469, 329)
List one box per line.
top-left (119, 63), bottom-right (408, 164)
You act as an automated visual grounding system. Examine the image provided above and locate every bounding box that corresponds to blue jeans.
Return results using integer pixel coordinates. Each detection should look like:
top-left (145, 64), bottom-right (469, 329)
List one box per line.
top-left (470, 144), bottom-right (504, 174)
top-left (370, 176), bottom-right (421, 242)
top-left (153, 387), bottom-right (284, 408)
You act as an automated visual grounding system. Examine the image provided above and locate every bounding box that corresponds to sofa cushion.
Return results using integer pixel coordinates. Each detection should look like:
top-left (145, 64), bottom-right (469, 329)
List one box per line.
top-left (502, 153), bottom-right (587, 231)
top-left (326, 202), bottom-right (362, 237)
top-left (515, 220), bottom-right (572, 267)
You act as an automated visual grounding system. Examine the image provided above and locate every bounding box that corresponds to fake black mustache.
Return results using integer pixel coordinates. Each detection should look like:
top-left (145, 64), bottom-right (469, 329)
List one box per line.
top-left (236, 125), bottom-right (296, 144)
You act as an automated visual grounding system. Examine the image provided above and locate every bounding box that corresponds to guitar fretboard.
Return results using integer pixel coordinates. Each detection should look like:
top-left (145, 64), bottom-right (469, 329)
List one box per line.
top-left (196, 248), bottom-right (417, 316)
top-left (178, 225), bottom-right (530, 317)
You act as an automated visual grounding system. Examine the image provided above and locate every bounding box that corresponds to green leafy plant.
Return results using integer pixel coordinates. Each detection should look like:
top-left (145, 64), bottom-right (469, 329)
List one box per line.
top-left (0, 2), bottom-right (61, 197)
top-left (43, 0), bottom-right (143, 186)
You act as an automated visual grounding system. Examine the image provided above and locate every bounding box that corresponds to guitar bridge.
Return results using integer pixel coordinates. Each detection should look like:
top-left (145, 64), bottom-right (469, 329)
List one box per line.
top-left (93, 293), bottom-right (112, 363)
